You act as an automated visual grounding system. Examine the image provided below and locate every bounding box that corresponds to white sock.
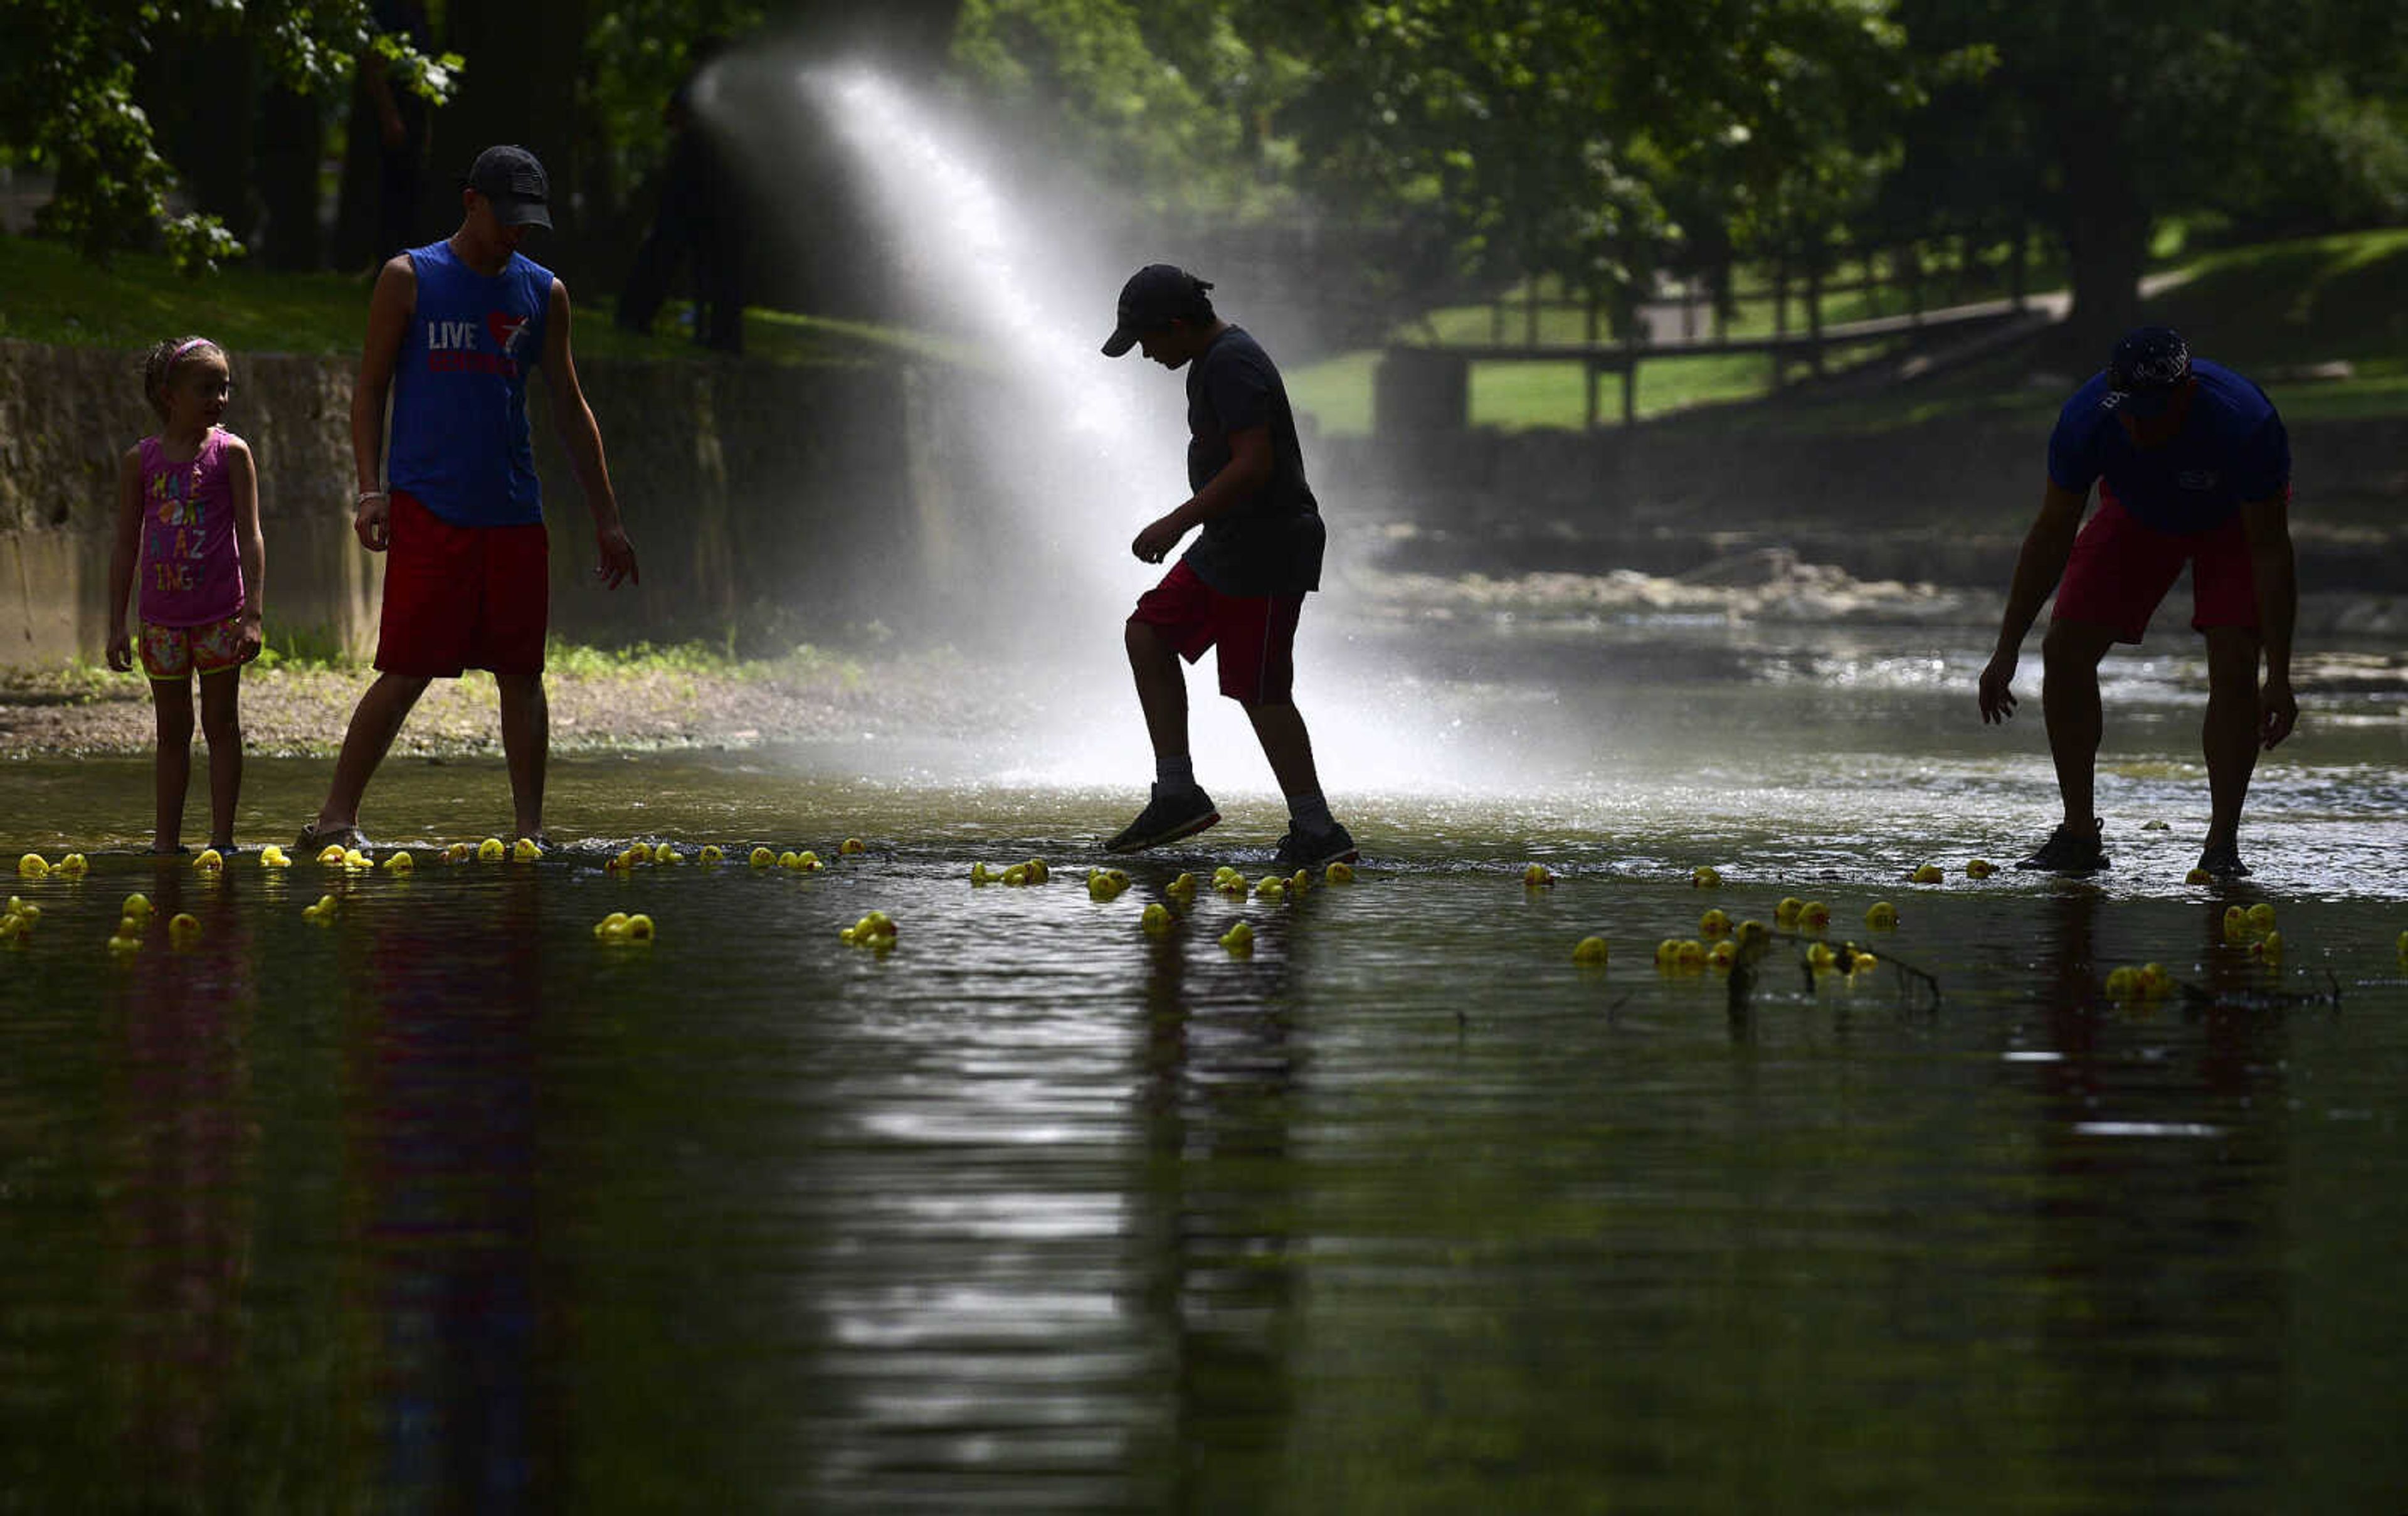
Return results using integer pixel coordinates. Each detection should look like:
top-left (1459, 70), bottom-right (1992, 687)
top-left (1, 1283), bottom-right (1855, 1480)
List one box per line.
top-left (1287, 792), bottom-right (1333, 831)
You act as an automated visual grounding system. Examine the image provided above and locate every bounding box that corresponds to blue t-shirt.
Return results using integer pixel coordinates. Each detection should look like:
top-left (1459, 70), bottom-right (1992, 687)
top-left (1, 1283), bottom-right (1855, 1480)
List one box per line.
top-left (387, 239), bottom-right (552, 527)
top-left (1179, 326), bottom-right (1324, 597)
top-left (2046, 358), bottom-right (2289, 534)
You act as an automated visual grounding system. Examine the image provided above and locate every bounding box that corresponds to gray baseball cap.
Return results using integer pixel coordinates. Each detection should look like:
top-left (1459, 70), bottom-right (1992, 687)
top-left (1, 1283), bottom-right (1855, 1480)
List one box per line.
top-left (463, 144), bottom-right (552, 230)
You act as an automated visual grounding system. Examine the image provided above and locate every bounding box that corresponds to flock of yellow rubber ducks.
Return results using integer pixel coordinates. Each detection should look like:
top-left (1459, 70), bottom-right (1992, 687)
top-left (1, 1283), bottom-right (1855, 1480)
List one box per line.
top-left (13, 840), bottom-right (2408, 989)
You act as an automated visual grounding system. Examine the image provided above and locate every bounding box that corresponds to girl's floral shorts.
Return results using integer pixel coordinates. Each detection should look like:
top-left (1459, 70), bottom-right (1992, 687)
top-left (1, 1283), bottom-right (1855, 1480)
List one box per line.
top-left (140, 614), bottom-right (252, 681)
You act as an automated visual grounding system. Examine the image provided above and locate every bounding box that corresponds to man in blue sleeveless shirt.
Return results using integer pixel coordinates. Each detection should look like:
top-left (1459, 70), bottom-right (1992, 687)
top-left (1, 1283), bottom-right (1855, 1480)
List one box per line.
top-left (298, 145), bottom-right (640, 853)
top-left (1977, 327), bottom-right (2298, 878)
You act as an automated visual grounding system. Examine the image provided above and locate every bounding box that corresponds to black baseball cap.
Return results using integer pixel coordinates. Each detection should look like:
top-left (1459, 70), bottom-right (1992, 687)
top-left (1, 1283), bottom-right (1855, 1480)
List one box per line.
top-left (1102, 264), bottom-right (1213, 356)
top-left (462, 144), bottom-right (552, 230)
top-left (2106, 326), bottom-right (2191, 416)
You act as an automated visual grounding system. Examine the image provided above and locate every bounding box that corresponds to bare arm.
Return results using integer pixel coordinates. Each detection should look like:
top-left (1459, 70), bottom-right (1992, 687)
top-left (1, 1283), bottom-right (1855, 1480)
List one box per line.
top-left (105, 447), bottom-right (142, 671)
top-left (542, 277), bottom-right (639, 588)
top-left (1977, 479), bottom-right (2088, 723)
top-left (351, 255), bottom-right (414, 551)
top-left (226, 437), bottom-right (265, 657)
top-left (1132, 427), bottom-right (1275, 563)
top-left (2241, 493), bottom-right (2297, 748)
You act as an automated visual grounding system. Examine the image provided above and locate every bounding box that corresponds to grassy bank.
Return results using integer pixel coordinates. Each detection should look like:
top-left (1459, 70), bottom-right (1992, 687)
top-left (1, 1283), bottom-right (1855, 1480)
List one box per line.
top-left (1291, 226), bottom-right (2408, 437)
top-left (0, 231), bottom-right (934, 366)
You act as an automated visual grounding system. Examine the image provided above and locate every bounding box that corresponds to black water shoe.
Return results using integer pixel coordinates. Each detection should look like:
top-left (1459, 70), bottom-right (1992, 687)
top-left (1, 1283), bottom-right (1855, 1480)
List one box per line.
top-left (2194, 839), bottom-right (2252, 879)
top-left (2015, 819), bottom-right (2108, 876)
top-left (1272, 820), bottom-right (1359, 869)
top-left (1106, 785), bottom-right (1220, 853)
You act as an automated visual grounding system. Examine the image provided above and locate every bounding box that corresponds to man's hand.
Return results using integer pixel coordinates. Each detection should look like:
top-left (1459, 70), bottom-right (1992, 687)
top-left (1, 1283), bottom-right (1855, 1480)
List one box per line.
top-left (2259, 675), bottom-right (2298, 749)
top-left (355, 494), bottom-right (391, 552)
top-left (105, 625), bottom-right (133, 674)
top-left (595, 522), bottom-right (639, 590)
top-left (1132, 513), bottom-right (1186, 565)
top-left (1978, 651), bottom-right (2019, 724)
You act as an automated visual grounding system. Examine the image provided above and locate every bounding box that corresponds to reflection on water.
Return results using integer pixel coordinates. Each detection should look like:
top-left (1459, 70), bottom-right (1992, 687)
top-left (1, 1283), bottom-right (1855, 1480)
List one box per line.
top-left (3, 623), bottom-right (2405, 1508)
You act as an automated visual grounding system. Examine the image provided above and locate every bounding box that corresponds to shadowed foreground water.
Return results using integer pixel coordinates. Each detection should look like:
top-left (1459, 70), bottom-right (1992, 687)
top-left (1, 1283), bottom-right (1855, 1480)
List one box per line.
top-left (3, 625), bottom-right (2405, 1510)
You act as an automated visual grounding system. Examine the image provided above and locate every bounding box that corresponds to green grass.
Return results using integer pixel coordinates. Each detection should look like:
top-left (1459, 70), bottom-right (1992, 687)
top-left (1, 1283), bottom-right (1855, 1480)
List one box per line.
top-left (0, 231), bottom-right (934, 366)
top-left (1293, 226), bottom-right (2408, 437)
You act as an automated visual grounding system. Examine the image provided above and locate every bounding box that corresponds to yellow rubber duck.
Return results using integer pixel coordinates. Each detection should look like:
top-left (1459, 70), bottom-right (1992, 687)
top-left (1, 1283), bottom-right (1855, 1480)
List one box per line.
top-left (2104, 966), bottom-right (2139, 999)
top-left (1736, 920), bottom-right (1770, 948)
top-left (344, 849), bottom-right (372, 870)
top-left (2184, 867), bottom-right (2214, 886)
top-left (791, 851), bottom-right (824, 872)
top-left (2244, 903), bottom-right (2277, 933)
top-left (166, 912), bottom-right (203, 948)
top-left (2252, 931), bottom-right (2284, 963)
top-left (260, 845), bottom-right (291, 869)
top-left (1805, 941), bottom-right (1836, 971)
top-left (650, 842), bottom-right (675, 865)
top-left (383, 851), bottom-right (415, 872)
top-left (315, 843), bottom-right (347, 866)
top-left (700, 845), bottom-right (723, 865)
top-left (122, 893), bottom-right (154, 919)
top-left (1003, 864), bottom-right (1031, 886)
top-left (1965, 859), bottom-right (1997, 879)
top-left (477, 837), bottom-right (505, 862)
top-left (1773, 896), bottom-right (1803, 926)
top-left (1325, 861), bottom-right (1355, 885)
top-left (1523, 864), bottom-right (1556, 888)
top-left (56, 852), bottom-right (89, 877)
top-left (750, 846), bottom-right (776, 868)
top-left (840, 838), bottom-right (867, 856)
top-left (1141, 902), bottom-right (1174, 936)
top-left (1654, 938), bottom-right (1680, 968)
top-left (1708, 939), bottom-right (1738, 970)
top-left (1571, 936), bottom-right (1610, 965)
top-left (1699, 908), bottom-right (1731, 938)
top-left (1800, 901), bottom-right (1831, 932)
top-left (1289, 870), bottom-right (1311, 896)
top-left (1089, 869), bottom-right (1131, 902)
top-left (16, 853), bottom-right (49, 878)
top-left (515, 838), bottom-right (544, 862)
top-left (1909, 864), bottom-right (1943, 884)
top-left (1674, 939), bottom-right (1707, 970)
top-left (1023, 859), bottom-right (1050, 884)
top-left (1864, 901), bottom-right (1899, 930)
top-left (193, 848), bottom-right (224, 873)
top-left (1691, 866), bottom-right (1722, 889)
top-left (1166, 872), bottom-right (1198, 903)
top-left (625, 913), bottom-right (656, 941)
top-left (1253, 876), bottom-right (1287, 904)
top-left (1219, 920), bottom-right (1254, 954)
top-left (302, 893), bottom-right (339, 923)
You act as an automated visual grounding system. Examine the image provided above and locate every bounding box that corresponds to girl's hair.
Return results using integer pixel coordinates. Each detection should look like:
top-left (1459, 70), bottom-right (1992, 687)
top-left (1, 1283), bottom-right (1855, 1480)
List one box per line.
top-left (140, 335), bottom-right (224, 423)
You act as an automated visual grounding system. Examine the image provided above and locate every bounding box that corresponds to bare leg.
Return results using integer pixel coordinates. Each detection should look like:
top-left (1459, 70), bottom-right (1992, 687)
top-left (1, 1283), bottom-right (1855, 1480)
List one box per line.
top-left (496, 672), bottom-right (549, 839)
top-left (2201, 626), bottom-right (2262, 849)
top-left (151, 677), bottom-right (195, 852)
top-left (1244, 701), bottom-right (1324, 798)
top-left (198, 669), bottom-right (243, 849)
top-left (2041, 620), bottom-right (2117, 830)
top-left (314, 672), bottom-right (431, 831)
top-left (1126, 620), bottom-right (1188, 765)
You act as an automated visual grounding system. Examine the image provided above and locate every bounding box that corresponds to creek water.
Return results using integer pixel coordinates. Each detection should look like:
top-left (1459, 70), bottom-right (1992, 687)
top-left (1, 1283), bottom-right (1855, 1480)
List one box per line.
top-left (3, 617), bottom-right (2405, 1509)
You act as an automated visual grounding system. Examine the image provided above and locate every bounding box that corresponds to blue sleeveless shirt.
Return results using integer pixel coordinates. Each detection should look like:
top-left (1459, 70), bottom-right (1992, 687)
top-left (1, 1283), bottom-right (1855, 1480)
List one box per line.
top-left (387, 239), bottom-right (552, 526)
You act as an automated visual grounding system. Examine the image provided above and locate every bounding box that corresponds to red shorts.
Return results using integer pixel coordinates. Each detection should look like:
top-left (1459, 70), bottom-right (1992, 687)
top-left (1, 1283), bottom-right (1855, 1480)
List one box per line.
top-left (376, 491), bottom-right (550, 677)
top-left (1129, 561), bottom-right (1304, 705)
top-left (2052, 492), bottom-right (2258, 645)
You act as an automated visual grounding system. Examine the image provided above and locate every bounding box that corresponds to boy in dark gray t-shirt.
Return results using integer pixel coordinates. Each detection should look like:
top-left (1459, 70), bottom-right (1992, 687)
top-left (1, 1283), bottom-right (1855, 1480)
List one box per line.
top-left (1101, 263), bottom-right (1357, 867)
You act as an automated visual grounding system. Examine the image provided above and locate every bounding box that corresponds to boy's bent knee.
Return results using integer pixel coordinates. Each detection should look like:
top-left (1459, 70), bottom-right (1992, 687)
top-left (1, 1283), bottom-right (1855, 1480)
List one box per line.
top-left (2041, 620), bottom-right (2113, 671)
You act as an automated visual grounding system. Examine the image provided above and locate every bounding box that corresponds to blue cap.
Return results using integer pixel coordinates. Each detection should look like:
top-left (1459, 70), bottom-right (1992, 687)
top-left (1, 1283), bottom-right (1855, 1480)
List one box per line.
top-left (1102, 265), bottom-right (1213, 356)
top-left (2106, 326), bottom-right (2190, 416)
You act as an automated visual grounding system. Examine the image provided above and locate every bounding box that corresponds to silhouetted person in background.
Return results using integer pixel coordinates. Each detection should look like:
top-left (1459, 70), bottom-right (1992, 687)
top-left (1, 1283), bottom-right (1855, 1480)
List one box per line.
top-left (1978, 326), bottom-right (2298, 879)
top-left (616, 36), bottom-right (747, 353)
top-left (356, 0), bottom-right (435, 267)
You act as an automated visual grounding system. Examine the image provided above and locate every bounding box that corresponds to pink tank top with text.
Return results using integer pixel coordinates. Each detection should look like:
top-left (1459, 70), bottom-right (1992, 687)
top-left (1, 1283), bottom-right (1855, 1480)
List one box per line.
top-left (136, 428), bottom-right (244, 627)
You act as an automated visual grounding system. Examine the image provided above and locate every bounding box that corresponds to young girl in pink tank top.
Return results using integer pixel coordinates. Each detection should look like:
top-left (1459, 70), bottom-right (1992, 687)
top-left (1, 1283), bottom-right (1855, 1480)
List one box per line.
top-left (105, 336), bottom-right (266, 854)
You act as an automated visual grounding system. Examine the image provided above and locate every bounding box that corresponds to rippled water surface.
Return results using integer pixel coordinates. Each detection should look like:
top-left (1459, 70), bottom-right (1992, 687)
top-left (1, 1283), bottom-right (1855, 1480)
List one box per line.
top-left (4, 623), bottom-right (2405, 1510)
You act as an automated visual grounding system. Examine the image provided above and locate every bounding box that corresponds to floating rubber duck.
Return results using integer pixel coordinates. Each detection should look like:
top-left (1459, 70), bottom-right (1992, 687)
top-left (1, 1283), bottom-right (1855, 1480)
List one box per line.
top-left (344, 849), bottom-right (372, 871)
top-left (191, 847), bottom-right (224, 874)
top-left (2138, 963), bottom-right (2172, 997)
top-left (700, 845), bottom-right (723, 865)
top-left (259, 845), bottom-right (291, 869)
top-left (593, 911), bottom-right (631, 941)
top-left (1654, 938), bottom-right (1680, 968)
top-left (106, 926), bottom-right (143, 954)
top-left (1736, 920), bottom-right (1770, 948)
top-left (1166, 872), bottom-right (1198, 903)
top-left (2184, 867), bottom-right (2214, 886)
top-left (1805, 941), bottom-right (1836, 971)
top-left (5, 898), bottom-right (37, 923)
top-left (1002, 864), bottom-right (1030, 886)
top-left (650, 842), bottom-right (675, 865)
top-left (383, 851), bottom-right (415, 873)
top-left (1692, 866), bottom-right (1722, 889)
top-left (315, 843), bottom-right (346, 866)
top-left (301, 893), bottom-right (339, 923)
top-left (1219, 920), bottom-right (1254, 955)
top-left (1253, 876), bottom-right (1286, 904)
top-left (970, 863), bottom-right (998, 886)
top-left (1571, 936), bottom-right (1610, 965)
top-left (2244, 903), bottom-right (2276, 933)
top-left (1708, 939), bottom-right (1737, 970)
top-left (1699, 908), bottom-right (1731, 938)
top-left (788, 851), bottom-right (824, 872)
top-left (1773, 896), bottom-right (1804, 926)
top-left (2252, 931), bottom-right (2284, 962)
top-left (1965, 859), bottom-right (1997, 879)
top-left (1325, 861), bottom-right (1355, 885)
top-left (1909, 864), bottom-right (1943, 884)
top-left (1864, 901), bottom-right (1899, 930)
top-left (1289, 870), bottom-right (1311, 896)
top-left (2141, 819), bottom-right (2170, 832)
top-left (843, 911), bottom-right (897, 949)
top-left (166, 913), bottom-right (203, 948)
top-left (1141, 903), bottom-right (1174, 936)
top-left (1847, 949), bottom-right (1879, 974)
top-left (2396, 930), bottom-right (2407, 961)
top-left (55, 853), bottom-right (88, 877)
top-left (2222, 904), bottom-right (2250, 941)
top-left (477, 837), bottom-right (505, 862)
top-left (1800, 901), bottom-right (1831, 931)
top-left (1673, 940), bottom-right (1707, 970)
top-left (121, 893), bottom-right (153, 920)
top-left (1523, 864), bottom-right (1556, 888)
top-left (2104, 966), bottom-right (2139, 999)
top-left (443, 842), bottom-right (475, 864)
top-left (840, 838), bottom-right (867, 856)
top-left (514, 838), bottom-right (544, 862)
top-left (1023, 859), bottom-right (1050, 884)
top-left (750, 847), bottom-right (776, 868)
top-left (625, 914), bottom-right (656, 942)
top-left (16, 854), bottom-right (48, 878)
top-left (1089, 869), bottom-right (1132, 902)
top-left (1212, 866), bottom-right (1242, 888)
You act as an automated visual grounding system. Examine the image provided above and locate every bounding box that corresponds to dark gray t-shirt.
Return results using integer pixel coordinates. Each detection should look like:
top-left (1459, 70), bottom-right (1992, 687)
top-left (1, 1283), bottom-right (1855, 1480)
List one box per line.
top-left (1180, 326), bottom-right (1324, 596)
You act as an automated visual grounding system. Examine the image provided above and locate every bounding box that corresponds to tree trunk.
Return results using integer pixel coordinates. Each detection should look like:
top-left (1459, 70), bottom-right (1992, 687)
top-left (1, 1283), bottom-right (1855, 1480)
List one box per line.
top-left (441, 0), bottom-right (590, 278)
top-left (255, 85), bottom-right (324, 270)
top-left (2056, 116), bottom-right (2148, 361)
